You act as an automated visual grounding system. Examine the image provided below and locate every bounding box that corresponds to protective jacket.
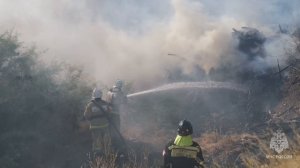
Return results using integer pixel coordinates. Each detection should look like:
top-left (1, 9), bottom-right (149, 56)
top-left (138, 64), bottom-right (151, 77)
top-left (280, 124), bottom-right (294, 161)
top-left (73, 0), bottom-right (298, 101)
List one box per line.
top-left (163, 135), bottom-right (204, 168)
top-left (84, 100), bottom-right (110, 129)
top-left (106, 87), bottom-right (127, 113)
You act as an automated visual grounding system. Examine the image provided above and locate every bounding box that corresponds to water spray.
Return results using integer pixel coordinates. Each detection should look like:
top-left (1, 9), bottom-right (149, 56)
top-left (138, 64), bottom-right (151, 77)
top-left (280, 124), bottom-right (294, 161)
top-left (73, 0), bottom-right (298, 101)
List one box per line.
top-left (127, 81), bottom-right (248, 98)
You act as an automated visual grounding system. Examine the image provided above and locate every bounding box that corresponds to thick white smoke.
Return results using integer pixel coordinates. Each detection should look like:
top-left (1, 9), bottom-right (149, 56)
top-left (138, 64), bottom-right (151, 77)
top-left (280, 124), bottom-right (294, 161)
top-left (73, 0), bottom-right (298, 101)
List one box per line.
top-left (0, 0), bottom-right (299, 89)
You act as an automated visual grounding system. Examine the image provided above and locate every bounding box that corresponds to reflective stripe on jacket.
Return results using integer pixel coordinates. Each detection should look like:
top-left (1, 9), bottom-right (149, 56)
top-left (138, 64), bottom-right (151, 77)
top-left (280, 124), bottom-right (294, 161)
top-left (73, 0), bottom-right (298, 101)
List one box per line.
top-left (168, 145), bottom-right (200, 159)
top-left (163, 138), bottom-right (204, 168)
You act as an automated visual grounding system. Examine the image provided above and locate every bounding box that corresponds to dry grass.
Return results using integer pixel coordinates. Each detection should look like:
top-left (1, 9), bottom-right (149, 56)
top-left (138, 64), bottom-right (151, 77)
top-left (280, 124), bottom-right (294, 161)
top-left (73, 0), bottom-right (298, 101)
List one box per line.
top-left (193, 126), bottom-right (300, 168)
top-left (196, 132), bottom-right (266, 167)
top-left (80, 133), bottom-right (162, 168)
top-left (86, 149), bottom-right (161, 168)
top-left (80, 127), bottom-right (300, 168)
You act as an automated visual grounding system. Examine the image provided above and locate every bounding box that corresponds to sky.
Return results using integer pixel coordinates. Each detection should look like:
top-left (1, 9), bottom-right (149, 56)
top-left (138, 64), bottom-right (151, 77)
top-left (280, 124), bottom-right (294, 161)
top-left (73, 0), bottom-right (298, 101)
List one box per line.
top-left (0, 0), bottom-right (299, 89)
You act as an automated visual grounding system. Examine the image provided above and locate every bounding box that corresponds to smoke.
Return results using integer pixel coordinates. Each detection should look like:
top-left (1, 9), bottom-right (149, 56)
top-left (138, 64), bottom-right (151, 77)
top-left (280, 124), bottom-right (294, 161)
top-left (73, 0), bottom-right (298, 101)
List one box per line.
top-left (2, 1), bottom-right (300, 166)
top-left (0, 0), bottom-right (299, 89)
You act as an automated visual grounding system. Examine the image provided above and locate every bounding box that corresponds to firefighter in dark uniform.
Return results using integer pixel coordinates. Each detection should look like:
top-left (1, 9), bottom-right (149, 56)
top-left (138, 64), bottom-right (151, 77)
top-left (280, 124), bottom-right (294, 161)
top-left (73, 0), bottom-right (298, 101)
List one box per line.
top-left (163, 120), bottom-right (204, 168)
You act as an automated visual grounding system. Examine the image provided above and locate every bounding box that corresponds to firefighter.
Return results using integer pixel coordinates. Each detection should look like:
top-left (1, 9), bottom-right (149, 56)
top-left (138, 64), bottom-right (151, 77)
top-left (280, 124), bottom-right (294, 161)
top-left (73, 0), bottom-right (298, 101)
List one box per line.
top-left (163, 120), bottom-right (204, 168)
top-left (106, 80), bottom-right (127, 131)
top-left (84, 88), bottom-right (111, 156)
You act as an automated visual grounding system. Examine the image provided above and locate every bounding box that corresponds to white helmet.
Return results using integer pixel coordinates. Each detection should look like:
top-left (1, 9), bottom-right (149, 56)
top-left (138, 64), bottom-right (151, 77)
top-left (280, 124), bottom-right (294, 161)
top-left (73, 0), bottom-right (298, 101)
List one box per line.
top-left (115, 80), bottom-right (123, 89)
top-left (92, 88), bottom-right (102, 99)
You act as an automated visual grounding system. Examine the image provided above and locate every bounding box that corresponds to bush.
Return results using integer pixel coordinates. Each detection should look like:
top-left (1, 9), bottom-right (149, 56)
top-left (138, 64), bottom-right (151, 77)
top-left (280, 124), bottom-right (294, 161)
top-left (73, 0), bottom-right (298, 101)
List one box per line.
top-left (0, 32), bottom-right (92, 168)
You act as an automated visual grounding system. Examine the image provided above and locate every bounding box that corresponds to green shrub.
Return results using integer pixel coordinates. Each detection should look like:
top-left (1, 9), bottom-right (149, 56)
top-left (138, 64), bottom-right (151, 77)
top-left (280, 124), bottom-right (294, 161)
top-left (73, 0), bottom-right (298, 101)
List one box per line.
top-left (0, 32), bottom-right (92, 168)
